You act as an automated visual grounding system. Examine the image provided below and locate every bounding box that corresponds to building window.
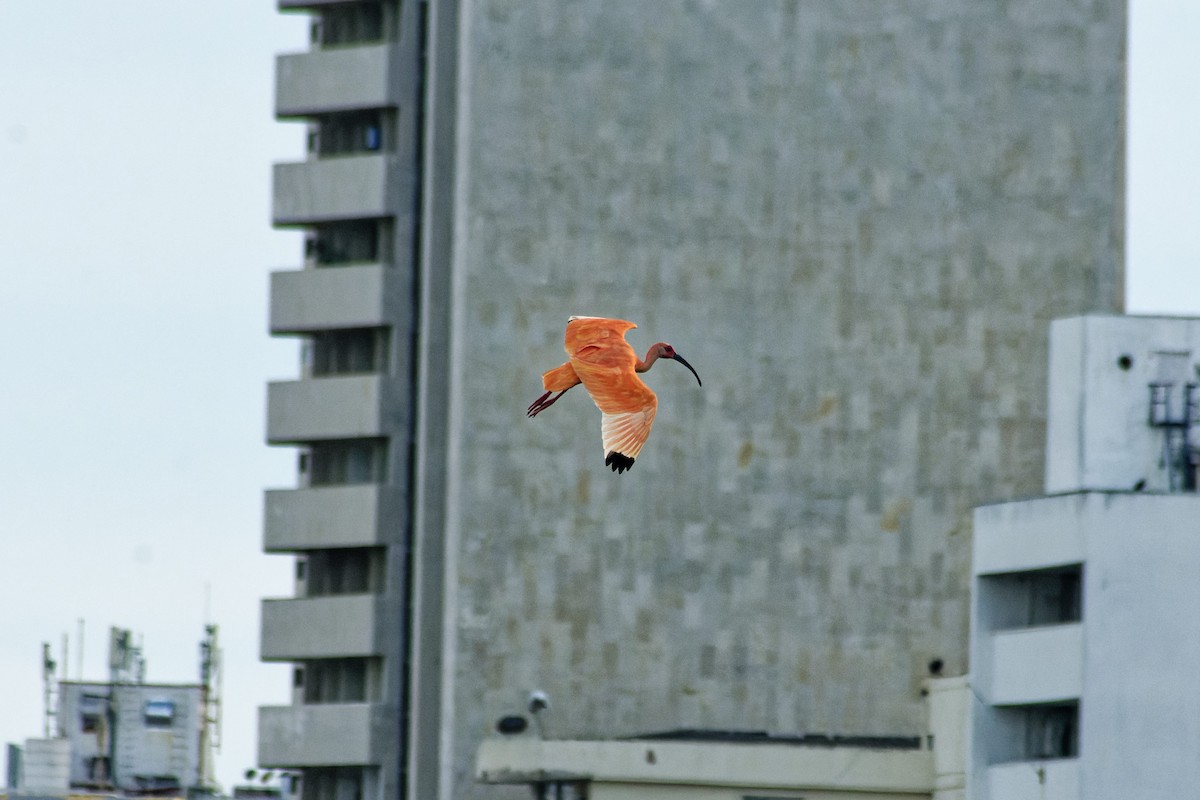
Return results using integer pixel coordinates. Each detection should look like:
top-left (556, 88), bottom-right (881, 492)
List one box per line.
top-left (303, 658), bottom-right (381, 704)
top-left (309, 439), bottom-right (387, 486)
top-left (980, 564), bottom-right (1082, 630)
top-left (309, 112), bottom-right (395, 158)
top-left (144, 699), bottom-right (175, 728)
top-left (301, 766), bottom-right (368, 800)
top-left (305, 548), bottom-right (383, 596)
top-left (309, 328), bottom-right (390, 377)
top-left (312, 4), bottom-right (385, 47)
top-left (989, 701), bottom-right (1080, 764)
top-left (80, 713), bottom-right (101, 733)
top-left (1023, 702), bottom-right (1079, 760)
top-left (304, 219), bottom-right (392, 266)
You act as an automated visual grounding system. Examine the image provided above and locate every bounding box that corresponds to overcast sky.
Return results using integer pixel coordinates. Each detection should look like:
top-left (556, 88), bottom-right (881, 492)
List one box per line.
top-left (1, 1), bottom-right (1197, 792)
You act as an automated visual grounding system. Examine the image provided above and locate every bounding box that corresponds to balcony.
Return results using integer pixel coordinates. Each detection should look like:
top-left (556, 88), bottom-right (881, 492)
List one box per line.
top-left (986, 758), bottom-right (1079, 800)
top-left (279, 0), bottom-right (378, 8)
top-left (987, 623), bottom-right (1083, 706)
top-left (272, 154), bottom-right (408, 225)
top-left (263, 484), bottom-right (402, 552)
top-left (266, 375), bottom-right (393, 443)
top-left (270, 264), bottom-right (403, 334)
top-left (261, 593), bottom-right (382, 660)
top-left (258, 702), bottom-right (390, 767)
top-left (276, 44), bottom-right (401, 117)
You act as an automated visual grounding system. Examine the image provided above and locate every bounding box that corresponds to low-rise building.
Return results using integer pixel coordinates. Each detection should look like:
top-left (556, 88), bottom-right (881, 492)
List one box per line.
top-left (5, 626), bottom-right (220, 799)
top-left (968, 314), bottom-right (1200, 800)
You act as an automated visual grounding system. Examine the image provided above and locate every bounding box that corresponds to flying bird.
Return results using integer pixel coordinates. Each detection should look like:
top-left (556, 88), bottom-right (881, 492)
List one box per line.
top-left (527, 316), bottom-right (702, 473)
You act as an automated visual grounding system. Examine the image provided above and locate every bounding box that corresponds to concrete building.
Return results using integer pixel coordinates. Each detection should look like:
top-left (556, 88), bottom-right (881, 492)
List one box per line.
top-left (5, 626), bottom-right (219, 799)
top-left (259, 2), bottom-right (1127, 799)
top-left (968, 315), bottom-right (1200, 800)
top-left (56, 681), bottom-right (206, 793)
top-left (478, 734), bottom-right (934, 800)
top-left (476, 676), bottom-right (969, 799)
top-left (258, 3), bottom-right (424, 800)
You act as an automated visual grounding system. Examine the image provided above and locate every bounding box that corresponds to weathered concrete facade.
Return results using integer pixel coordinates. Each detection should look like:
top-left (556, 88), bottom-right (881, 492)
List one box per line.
top-left (431, 1), bottom-right (1125, 796)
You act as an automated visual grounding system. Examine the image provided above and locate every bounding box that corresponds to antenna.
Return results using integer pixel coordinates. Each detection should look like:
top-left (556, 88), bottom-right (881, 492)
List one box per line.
top-left (77, 618), bottom-right (85, 681)
top-left (42, 643), bottom-right (58, 737)
top-left (1148, 382), bottom-right (1198, 491)
top-left (199, 623), bottom-right (223, 790)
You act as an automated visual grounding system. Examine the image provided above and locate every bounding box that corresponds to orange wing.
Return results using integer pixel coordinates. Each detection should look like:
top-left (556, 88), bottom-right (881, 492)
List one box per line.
top-left (563, 317), bottom-right (658, 462)
top-left (541, 361), bottom-right (580, 392)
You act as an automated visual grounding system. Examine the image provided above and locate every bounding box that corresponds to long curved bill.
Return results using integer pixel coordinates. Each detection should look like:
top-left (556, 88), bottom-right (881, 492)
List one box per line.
top-left (672, 353), bottom-right (702, 387)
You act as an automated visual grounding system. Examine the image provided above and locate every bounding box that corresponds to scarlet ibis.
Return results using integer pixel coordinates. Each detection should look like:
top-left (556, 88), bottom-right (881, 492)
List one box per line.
top-left (527, 316), bottom-right (702, 473)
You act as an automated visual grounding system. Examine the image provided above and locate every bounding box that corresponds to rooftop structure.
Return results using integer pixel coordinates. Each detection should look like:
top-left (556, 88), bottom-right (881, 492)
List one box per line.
top-left (5, 626), bottom-right (220, 799)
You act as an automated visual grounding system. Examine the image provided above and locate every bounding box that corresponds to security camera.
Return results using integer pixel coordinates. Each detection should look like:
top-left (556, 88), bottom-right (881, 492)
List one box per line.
top-left (495, 715), bottom-right (529, 735)
top-left (528, 690), bottom-right (550, 714)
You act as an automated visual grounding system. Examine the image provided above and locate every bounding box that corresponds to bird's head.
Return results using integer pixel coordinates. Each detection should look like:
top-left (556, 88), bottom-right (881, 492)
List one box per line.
top-left (656, 343), bottom-right (702, 386)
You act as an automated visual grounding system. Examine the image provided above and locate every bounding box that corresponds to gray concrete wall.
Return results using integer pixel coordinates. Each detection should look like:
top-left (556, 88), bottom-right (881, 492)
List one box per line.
top-left (434, 1), bottom-right (1125, 796)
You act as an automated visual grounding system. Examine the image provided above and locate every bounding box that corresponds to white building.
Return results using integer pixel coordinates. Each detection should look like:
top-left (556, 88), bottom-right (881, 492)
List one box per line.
top-left (55, 680), bottom-right (207, 793)
top-left (968, 314), bottom-right (1200, 799)
top-left (4, 626), bottom-right (219, 799)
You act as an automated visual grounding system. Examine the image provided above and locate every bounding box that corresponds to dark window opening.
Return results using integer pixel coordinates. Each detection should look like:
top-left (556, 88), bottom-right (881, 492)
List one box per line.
top-left (305, 547), bottom-right (384, 596)
top-left (989, 701), bottom-right (1080, 764)
top-left (981, 565), bottom-right (1082, 630)
top-left (302, 658), bottom-right (381, 704)
top-left (301, 766), bottom-right (367, 800)
top-left (304, 220), bottom-right (392, 266)
top-left (309, 439), bottom-right (388, 486)
top-left (308, 111), bottom-right (395, 157)
top-left (309, 328), bottom-right (390, 377)
top-left (1023, 703), bottom-right (1079, 760)
top-left (311, 4), bottom-right (385, 47)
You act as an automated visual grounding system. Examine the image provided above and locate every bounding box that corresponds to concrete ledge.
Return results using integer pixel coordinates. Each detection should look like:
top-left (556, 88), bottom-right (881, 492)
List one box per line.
top-left (988, 624), bottom-right (1082, 706)
top-left (986, 758), bottom-right (1079, 800)
top-left (261, 593), bottom-right (381, 660)
top-left (476, 738), bottom-right (934, 794)
top-left (258, 702), bottom-right (390, 767)
top-left (269, 264), bottom-right (397, 333)
top-left (276, 44), bottom-right (399, 117)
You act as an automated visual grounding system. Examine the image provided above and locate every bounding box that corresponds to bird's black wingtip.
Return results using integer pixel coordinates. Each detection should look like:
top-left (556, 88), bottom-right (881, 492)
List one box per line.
top-left (605, 452), bottom-right (636, 474)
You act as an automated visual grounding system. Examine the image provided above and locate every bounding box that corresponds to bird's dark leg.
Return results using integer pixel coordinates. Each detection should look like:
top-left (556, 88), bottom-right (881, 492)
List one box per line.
top-left (527, 389), bottom-right (568, 418)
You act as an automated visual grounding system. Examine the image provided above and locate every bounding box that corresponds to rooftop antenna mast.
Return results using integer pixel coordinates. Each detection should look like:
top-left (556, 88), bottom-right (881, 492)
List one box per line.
top-left (1148, 380), bottom-right (1198, 492)
top-left (199, 607), bottom-right (223, 790)
top-left (77, 618), bottom-right (85, 681)
top-left (108, 627), bottom-right (143, 685)
top-left (41, 643), bottom-right (58, 737)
